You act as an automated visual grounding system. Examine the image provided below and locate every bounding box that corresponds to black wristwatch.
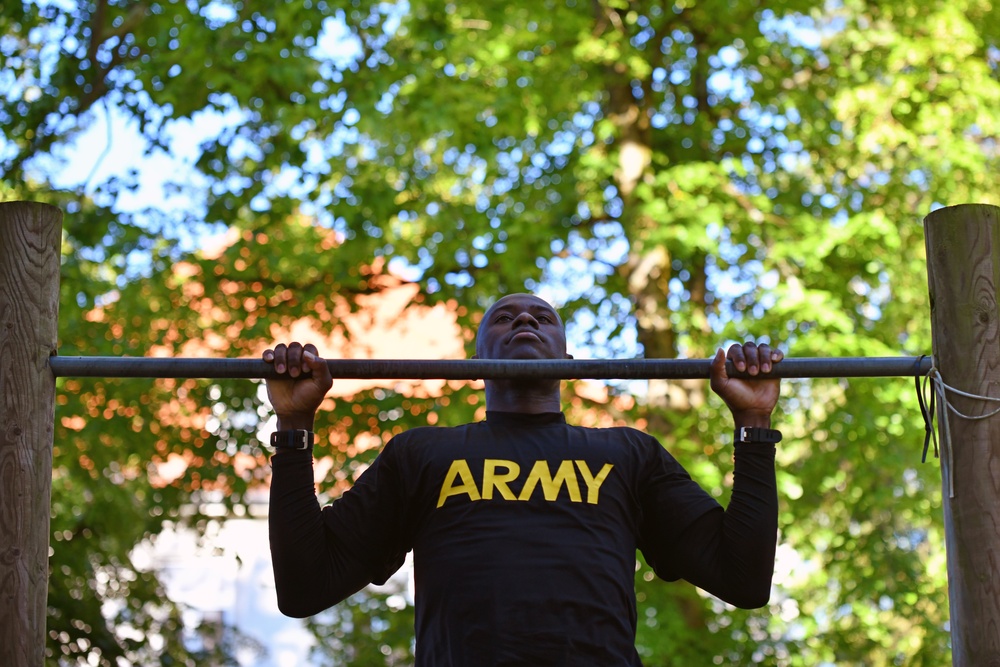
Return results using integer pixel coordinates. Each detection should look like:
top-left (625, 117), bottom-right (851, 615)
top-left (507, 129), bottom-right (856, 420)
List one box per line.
top-left (270, 429), bottom-right (315, 451)
top-left (734, 426), bottom-right (782, 444)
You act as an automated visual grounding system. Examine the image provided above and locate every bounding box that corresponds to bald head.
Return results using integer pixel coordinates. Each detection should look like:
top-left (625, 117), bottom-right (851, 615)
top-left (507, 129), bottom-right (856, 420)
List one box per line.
top-left (475, 294), bottom-right (568, 360)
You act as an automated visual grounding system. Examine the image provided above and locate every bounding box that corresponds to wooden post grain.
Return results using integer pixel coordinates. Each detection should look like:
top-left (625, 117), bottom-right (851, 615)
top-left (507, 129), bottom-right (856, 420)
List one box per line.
top-left (924, 203), bottom-right (1000, 665)
top-left (0, 202), bottom-right (62, 666)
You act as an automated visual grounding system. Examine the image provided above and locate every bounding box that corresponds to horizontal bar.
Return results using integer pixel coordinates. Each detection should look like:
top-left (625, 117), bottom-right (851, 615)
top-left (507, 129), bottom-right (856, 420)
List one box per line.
top-left (48, 356), bottom-right (934, 380)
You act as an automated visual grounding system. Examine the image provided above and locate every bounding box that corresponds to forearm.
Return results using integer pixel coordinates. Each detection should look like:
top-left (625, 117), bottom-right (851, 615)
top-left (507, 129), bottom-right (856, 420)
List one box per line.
top-left (268, 450), bottom-right (371, 617)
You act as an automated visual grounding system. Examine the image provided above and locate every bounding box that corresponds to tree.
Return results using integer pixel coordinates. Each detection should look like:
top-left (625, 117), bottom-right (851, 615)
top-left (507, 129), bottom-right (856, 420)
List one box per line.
top-left (3, 0), bottom-right (999, 664)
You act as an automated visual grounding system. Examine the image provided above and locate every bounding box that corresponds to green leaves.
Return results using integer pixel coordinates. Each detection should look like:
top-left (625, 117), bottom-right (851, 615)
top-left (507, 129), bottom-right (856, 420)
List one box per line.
top-left (4, 0), bottom-right (1000, 663)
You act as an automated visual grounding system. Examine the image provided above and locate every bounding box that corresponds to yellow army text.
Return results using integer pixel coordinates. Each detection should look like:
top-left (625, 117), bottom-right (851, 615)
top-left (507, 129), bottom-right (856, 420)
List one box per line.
top-left (437, 459), bottom-right (615, 508)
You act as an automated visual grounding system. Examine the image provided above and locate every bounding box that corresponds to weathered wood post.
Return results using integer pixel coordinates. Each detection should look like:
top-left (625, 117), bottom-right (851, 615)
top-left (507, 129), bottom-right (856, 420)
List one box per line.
top-left (0, 201), bottom-right (62, 666)
top-left (924, 203), bottom-right (1000, 665)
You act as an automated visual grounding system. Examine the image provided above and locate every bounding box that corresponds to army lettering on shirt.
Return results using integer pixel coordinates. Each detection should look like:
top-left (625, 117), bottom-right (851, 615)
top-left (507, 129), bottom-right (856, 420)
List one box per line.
top-left (436, 458), bottom-right (615, 508)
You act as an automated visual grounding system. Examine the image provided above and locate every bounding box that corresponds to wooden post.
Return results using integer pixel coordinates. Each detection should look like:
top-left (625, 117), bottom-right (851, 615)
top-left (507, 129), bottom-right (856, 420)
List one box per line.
top-left (0, 202), bottom-right (62, 667)
top-left (924, 203), bottom-right (1000, 665)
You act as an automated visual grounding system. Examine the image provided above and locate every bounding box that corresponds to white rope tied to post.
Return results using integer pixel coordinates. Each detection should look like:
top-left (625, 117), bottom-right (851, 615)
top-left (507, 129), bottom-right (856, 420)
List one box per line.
top-left (920, 363), bottom-right (1000, 498)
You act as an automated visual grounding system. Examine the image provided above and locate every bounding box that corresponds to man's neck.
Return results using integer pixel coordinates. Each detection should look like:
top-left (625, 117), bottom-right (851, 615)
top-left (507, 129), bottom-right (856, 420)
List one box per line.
top-left (484, 380), bottom-right (562, 414)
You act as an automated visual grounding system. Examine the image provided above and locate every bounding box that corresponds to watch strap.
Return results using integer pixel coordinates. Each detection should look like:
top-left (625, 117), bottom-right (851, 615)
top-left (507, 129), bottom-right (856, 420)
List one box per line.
top-left (735, 426), bottom-right (782, 444)
top-left (270, 429), bottom-right (315, 451)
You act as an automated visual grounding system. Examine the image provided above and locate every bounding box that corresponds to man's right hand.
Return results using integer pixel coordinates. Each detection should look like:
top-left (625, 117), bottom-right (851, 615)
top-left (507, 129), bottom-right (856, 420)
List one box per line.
top-left (263, 342), bottom-right (334, 430)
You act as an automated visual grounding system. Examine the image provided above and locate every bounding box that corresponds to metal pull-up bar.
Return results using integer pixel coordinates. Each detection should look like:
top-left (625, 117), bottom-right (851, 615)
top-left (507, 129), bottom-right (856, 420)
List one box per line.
top-left (47, 355), bottom-right (934, 380)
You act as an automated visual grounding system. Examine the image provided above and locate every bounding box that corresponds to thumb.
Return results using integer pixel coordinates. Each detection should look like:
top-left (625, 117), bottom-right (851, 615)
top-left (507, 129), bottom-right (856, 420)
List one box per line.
top-left (711, 347), bottom-right (727, 377)
top-left (303, 350), bottom-right (322, 369)
top-left (303, 350), bottom-right (333, 387)
top-left (709, 348), bottom-right (728, 394)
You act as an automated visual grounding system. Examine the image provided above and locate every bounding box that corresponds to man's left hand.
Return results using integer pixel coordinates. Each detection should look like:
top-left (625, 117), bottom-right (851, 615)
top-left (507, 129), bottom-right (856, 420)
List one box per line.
top-left (709, 342), bottom-right (783, 427)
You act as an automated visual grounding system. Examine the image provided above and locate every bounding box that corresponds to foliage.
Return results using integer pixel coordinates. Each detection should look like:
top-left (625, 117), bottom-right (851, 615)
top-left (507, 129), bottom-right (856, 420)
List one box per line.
top-left (304, 590), bottom-right (416, 667)
top-left (3, 0), bottom-right (1000, 664)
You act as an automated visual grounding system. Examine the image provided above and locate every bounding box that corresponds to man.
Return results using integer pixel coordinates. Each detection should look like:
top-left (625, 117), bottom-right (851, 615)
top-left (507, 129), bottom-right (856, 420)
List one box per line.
top-left (265, 293), bottom-right (782, 666)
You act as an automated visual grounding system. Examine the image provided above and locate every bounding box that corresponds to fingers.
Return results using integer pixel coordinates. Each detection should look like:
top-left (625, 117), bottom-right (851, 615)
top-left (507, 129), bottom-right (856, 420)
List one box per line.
top-left (726, 341), bottom-right (783, 375)
top-left (262, 342), bottom-right (321, 378)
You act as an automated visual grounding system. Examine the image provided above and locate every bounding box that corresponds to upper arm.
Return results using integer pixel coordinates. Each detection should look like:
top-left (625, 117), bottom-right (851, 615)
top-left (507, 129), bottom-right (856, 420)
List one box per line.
top-left (320, 440), bottom-right (413, 586)
top-left (639, 443), bottom-right (779, 608)
top-left (634, 439), bottom-right (721, 580)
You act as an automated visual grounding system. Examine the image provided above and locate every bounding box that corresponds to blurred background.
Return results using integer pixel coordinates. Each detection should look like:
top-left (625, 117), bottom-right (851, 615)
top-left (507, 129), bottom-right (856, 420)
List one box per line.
top-left (3, 0), bottom-right (999, 664)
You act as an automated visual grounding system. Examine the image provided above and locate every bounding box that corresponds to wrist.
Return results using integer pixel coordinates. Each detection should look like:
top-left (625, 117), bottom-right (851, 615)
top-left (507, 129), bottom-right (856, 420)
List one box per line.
top-left (276, 413), bottom-right (316, 431)
top-left (731, 410), bottom-right (772, 429)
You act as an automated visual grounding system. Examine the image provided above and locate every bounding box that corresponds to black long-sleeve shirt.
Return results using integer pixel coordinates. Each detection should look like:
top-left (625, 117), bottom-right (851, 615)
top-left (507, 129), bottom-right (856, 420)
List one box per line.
top-left (269, 411), bottom-right (778, 666)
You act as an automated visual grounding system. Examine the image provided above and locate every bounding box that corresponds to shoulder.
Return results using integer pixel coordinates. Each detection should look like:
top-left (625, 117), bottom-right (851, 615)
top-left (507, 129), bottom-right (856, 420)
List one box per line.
top-left (575, 425), bottom-right (689, 474)
top-left (389, 422), bottom-right (478, 442)
top-left (380, 422), bottom-right (478, 454)
top-left (557, 424), bottom-right (669, 465)
top-left (566, 423), bottom-right (661, 447)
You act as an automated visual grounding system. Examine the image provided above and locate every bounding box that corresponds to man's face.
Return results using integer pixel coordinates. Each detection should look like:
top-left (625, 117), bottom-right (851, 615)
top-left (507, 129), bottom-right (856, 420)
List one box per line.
top-left (475, 294), bottom-right (570, 361)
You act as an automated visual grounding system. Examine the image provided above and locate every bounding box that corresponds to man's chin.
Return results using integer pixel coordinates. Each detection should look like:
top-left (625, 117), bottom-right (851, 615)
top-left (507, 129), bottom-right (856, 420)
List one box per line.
top-left (491, 350), bottom-right (559, 361)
